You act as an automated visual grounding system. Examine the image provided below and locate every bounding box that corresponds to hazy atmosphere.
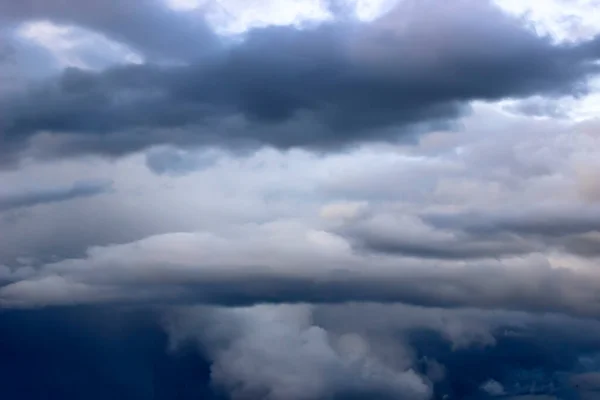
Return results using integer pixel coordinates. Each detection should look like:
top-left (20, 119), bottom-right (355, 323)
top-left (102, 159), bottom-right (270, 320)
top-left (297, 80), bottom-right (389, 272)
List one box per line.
top-left (2, 0), bottom-right (600, 399)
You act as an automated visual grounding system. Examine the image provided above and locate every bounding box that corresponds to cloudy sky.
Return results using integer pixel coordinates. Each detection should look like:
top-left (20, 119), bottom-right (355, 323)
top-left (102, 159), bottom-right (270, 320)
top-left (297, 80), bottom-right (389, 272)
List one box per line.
top-left (2, 0), bottom-right (600, 399)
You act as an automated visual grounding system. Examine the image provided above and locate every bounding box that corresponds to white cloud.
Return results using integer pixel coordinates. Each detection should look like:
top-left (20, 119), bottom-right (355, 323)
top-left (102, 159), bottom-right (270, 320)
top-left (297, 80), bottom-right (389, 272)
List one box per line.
top-left (495, 0), bottom-right (600, 42)
top-left (165, 304), bottom-right (432, 400)
top-left (17, 20), bottom-right (143, 69)
top-left (481, 379), bottom-right (506, 396)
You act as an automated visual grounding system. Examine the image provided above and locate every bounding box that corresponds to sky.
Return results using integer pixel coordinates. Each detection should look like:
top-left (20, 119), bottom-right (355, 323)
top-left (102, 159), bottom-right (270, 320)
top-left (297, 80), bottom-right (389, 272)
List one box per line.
top-left (2, 0), bottom-right (600, 399)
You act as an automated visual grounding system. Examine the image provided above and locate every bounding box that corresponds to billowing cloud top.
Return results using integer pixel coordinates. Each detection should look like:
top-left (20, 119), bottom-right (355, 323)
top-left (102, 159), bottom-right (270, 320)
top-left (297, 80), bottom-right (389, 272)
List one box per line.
top-left (2, 1), bottom-right (600, 399)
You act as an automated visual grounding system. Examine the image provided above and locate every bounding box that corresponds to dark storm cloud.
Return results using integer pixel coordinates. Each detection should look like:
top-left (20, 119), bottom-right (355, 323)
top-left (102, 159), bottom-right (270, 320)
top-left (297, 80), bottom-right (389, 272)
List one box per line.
top-left (320, 304), bottom-right (600, 399)
top-left (4, 304), bottom-right (599, 400)
top-left (337, 205), bottom-right (600, 261)
top-left (406, 328), bottom-right (580, 399)
top-left (341, 223), bottom-right (538, 260)
top-left (331, 209), bottom-right (540, 261)
top-left (170, 267), bottom-right (600, 319)
top-left (3, 0), bottom-right (600, 161)
top-left (0, 0), bottom-right (216, 61)
top-left (0, 24), bottom-right (61, 91)
top-left (0, 37), bottom-right (13, 62)
top-left (420, 206), bottom-right (600, 257)
top-left (0, 307), bottom-right (219, 400)
top-left (167, 303), bottom-right (600, 400)
top-left (359, 238), bottom-right (535, 260)
top-left (423, 206), bottom-right (600, 237)
top-left (0, 180), bottom-right (112, 212)
top-left (7, 305), bottom-right (597, 399)
top-left (145, 146), bottom-right (220, 175)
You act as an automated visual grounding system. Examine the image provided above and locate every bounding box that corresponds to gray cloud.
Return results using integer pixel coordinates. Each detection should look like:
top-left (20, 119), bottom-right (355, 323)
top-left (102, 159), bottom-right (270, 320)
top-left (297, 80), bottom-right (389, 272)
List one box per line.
top-left (145, 146), bottom-right (221, 175)
top-left (1, 120), bottom-right (600, 318)
top-left (481, 379), bottom-right (505, 396)
top-left (5, 302), bottom-right (600, 400)
top-left (503, 97), bottom-right (570, 119)
top-left (423, 206), bottom-right (600, 238)
top-left (164, 302), bottom-right (600, 399)
top-left (2, 232), bottom-right (600, 320)
top-left (330, 171), bottom-right (600, 260)
top-left (3, 0), bottom-right (600, 162)
top-left (419, 206), bottom-right (600, 257)
top-left (337, 212), bottom-right (540, 260)
top-left (2, 105), bottom-right (599, 318)
top-left (4, 2), bottom-right (600, 399)
top-left (0, 180), bottom-right (112, 212)
top-left (166, 304), bottom-right (432, 400)
top-left (0, 24), bottom-right (60, 91)
top-left (0, 0), bottom-right (216, 62)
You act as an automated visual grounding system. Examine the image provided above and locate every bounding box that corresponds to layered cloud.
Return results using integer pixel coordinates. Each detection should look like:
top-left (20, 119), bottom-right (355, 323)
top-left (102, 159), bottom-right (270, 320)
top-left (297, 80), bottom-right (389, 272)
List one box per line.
top-left (0, 179), bottom-right (111, 212)
top-left (2, 106), bottom-right (600, 323)
top-left (3, 1), bottom-right (600, 399)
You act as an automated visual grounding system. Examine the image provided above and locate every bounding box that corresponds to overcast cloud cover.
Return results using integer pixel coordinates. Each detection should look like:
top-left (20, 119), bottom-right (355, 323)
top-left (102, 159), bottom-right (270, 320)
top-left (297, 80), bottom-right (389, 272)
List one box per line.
top-left (2, 0), bottom-right (600, 399)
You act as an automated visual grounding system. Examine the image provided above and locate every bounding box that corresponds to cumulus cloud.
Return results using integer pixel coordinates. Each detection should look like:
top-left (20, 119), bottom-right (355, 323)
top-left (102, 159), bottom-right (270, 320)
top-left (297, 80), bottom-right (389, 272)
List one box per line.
top-left (481, 379), bottom-right (505, 396)
top-left (161, 302), bottom-right (600, 399)
top-left (166, 305), bottom-right (431, 400)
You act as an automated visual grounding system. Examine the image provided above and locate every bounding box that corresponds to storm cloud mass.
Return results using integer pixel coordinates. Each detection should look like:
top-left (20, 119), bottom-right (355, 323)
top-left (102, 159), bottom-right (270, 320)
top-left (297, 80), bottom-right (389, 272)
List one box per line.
top-left (3, 0), bottom-right (600, 159)
top-left (2, 0), bottom-right (600, 399)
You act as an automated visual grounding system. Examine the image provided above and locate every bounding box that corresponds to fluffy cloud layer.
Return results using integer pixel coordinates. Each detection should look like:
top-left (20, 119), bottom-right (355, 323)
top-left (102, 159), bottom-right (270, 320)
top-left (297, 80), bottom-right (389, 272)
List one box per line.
top-left (3, 106), bottom-right (600, 318)
top-left (3, 1), bottom-right (600, 399)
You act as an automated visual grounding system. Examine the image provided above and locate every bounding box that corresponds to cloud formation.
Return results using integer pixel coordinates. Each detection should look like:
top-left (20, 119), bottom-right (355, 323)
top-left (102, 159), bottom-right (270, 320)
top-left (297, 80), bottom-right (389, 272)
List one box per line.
top-left (167, 305), bottom-right (432, 400)
top-left (3, 1), bottom-right (600, 399)
top-left (163, 302), bottom-right (600, 399)
top-left (4, 302), bottom-right (600, 399)
top-left (0, 180), bottom-right (111, 212)
top-left (2, 218), bottom-right (600, 321)
top-left (3, 0), bottom-right (600, 162)
top-left (0, 0), bottom-right (215, 61)
top-left (2, 102), bottom-right (600, 319)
